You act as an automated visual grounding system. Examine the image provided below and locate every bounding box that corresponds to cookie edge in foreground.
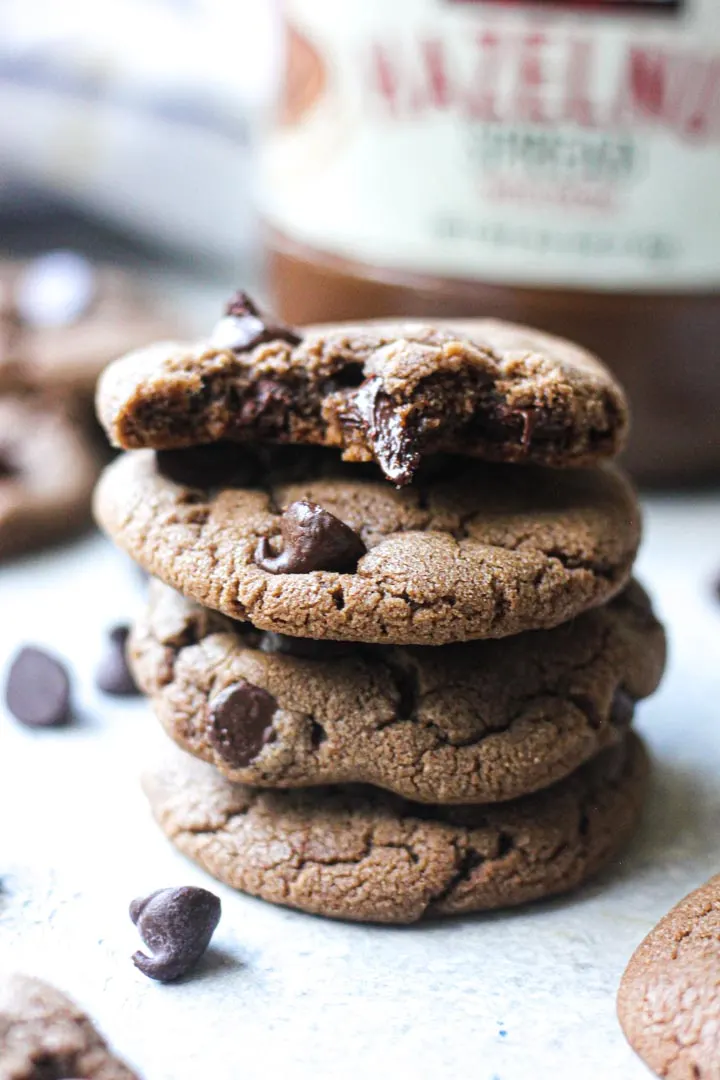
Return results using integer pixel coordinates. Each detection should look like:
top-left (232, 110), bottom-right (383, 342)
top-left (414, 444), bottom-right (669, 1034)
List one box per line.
top-left (141, 733), bottom-right (648, 924)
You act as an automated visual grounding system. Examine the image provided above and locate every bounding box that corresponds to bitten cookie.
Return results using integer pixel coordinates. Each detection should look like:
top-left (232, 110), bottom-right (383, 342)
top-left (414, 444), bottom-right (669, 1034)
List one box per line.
top-left (130, 579), bottom-right (665, 804)
top-left (94, 445), bottom-right (640, 646)
top-left (0, 974), bottom-right (139, 1080)
top-left (618, 873), bottom-right (720, 1079)
top-left (97, 296), bottom-right (629, 485)
top-left (143, 733), bottom-right (648, 924)
top-left (0, 252), bottom-right (178, 403)
top-left (0, 396), bottom-right (100, 560)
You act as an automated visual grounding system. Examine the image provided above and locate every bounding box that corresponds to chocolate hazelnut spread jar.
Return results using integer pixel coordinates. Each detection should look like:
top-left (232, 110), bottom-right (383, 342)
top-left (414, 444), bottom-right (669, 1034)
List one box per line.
top-left (262, 0), bottom-right (720, 484)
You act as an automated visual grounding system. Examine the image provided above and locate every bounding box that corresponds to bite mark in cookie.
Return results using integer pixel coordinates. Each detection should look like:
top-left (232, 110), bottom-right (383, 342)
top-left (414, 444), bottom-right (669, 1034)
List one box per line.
top-left (97, 306), bottom-right (629, 484)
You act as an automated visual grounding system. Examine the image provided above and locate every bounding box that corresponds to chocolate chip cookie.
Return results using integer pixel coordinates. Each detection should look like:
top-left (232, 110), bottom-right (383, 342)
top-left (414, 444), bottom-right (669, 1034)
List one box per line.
top-left (97, 298), bottom-right (628, 485)
top-left (0, 253), bottom-right (179, 403)
top-left (618, 873), bottom-right (720, 1080)
top-left (142, 732), bottom-right (648, 923)
top-left (94, 444), bottom-right (640, 645)
top-left (0, 396), bottom-right (100, 560)
top-left (130, 579), bottom-right (664, 804)
top-left (0, 974), bottom-right (138, 1080)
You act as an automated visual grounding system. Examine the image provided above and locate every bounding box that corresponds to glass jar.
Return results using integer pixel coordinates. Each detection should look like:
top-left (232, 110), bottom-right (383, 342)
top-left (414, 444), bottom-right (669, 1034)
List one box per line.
top-left (262, 0), bottom-right (720, 484)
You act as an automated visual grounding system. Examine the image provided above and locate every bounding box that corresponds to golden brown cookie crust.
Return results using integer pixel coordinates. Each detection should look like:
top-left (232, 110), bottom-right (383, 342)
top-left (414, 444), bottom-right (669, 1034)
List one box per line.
top-left (94, 447), bottom-right (640, 645)
top-left (0, 974), bottom-right (138, 1080)
top-left (143, 733), bottom-right (648, 924)
top-left (618, 873), bottom-right (720, 1079)
top-left (130, 579), bottom-right (665, 803)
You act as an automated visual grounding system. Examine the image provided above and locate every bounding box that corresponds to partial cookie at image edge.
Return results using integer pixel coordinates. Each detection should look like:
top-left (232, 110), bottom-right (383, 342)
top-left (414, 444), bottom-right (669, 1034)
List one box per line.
top-left (0, 973), bottom-right (139, 1080)
top-left (618, 872), bottom-right (720, 1080)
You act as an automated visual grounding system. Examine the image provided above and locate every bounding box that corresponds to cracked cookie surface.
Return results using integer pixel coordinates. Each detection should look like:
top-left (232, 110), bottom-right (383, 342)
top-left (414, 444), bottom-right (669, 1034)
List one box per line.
top-left (94, 446), bottom-right (640, 645)
top-left (0, 396), bottom-right (100, 560)
top-left (142, 733), bottom-right (648, 923)
top-left (618, 873), bottom-right (720, 1080)
top-left (130, 579), bottom-right (664, 803)
top-left (96, 318), bottom-right (628, 485)
top-left (0, 974), bottom-right (138, 1080)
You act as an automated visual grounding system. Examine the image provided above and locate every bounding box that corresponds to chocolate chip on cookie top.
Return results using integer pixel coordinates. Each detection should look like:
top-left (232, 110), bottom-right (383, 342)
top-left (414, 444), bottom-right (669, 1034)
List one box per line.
top-left (97, 305), bottom-right (629, 484)
top-left (210, 289), bottom-right (302, 352)
top-left (94, 445), bottom-right (640, 646)
top-left (129, 578), bottom-right (665, 805)
top-left (254, 499), bottom-right (367, 574)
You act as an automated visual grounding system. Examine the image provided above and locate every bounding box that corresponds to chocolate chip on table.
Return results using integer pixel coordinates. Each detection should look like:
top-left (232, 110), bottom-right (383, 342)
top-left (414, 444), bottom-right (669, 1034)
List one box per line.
top-left (207, 679), bottom-right (278, 767)
top-left (255, 499), bottom-right (367, 574)
top-left (130, 886), bottom-right (221, 982)
top-left (350, 377), bottom-right (421, 487)
top-left (156, 443), bottom-right (259, 490)
top-left (4, 646), bottom-right (71, 727)
top-left (209, 290), bottom-right (302, 353)
top-left (96, 625), bottom-right (140, 696)
top-left (610, 688), bottom-right (635, 728)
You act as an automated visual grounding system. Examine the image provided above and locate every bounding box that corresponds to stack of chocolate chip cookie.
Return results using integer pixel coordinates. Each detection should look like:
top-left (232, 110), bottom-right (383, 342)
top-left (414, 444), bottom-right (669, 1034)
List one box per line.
top-left (94, 293), bottom-right (666, 924)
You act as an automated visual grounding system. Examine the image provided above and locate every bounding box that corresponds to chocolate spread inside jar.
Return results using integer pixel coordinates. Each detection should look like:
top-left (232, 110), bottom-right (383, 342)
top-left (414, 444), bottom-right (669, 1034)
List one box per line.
top-left (263, 0), bottom-right (720, 485)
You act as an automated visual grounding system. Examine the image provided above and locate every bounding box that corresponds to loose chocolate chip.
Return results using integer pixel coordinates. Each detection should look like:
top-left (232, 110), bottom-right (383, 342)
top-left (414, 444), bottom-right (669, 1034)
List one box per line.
top-left (259, 631), bottom-right (353, 660)
top-left (0, 450), bottom-right (16, 479)
top-left (255, 499), bottom-right (367, 574)
top-left (156, 443), bottom-right (258, 489)
top-left (96, 626), bottom-right (140, 696)
top-left (207, 679), bottom-right (278, 767)
top-left (209, 290), bottom-right (302, 353)
top-left (350, 377), bottom-right (421, 487)
top-left (130, 886), bottom-right (221, 982)
top-left (610, 688), bottom-right (635, 729)
top-left (4, 646), bottom-right (71, 728)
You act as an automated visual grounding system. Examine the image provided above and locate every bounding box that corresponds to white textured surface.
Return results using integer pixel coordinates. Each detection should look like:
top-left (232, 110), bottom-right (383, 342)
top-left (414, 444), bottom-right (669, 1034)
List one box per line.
top-left (1, 497), bottom-right (719, 1080)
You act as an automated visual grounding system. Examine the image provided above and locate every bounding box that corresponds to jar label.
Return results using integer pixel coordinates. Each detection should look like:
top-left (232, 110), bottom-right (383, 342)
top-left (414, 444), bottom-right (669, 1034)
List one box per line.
top-left (263, 0), bottom-right (720, 290)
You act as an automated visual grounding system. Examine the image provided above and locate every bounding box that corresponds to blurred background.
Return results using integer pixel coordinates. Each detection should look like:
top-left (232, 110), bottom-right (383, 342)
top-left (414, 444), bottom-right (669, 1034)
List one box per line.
top-left (1, 0), bottom-right (718, 485)
top-left (0, 0), bottom-right (277, 321)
